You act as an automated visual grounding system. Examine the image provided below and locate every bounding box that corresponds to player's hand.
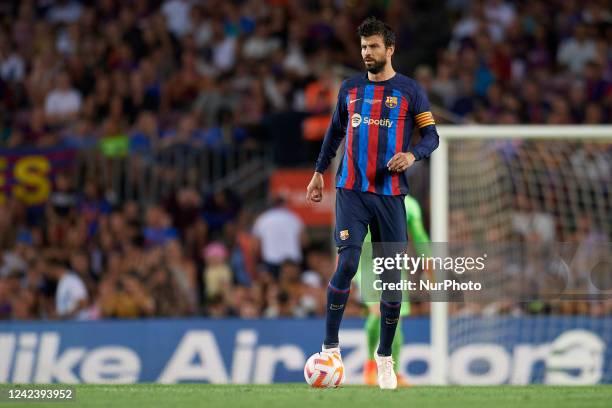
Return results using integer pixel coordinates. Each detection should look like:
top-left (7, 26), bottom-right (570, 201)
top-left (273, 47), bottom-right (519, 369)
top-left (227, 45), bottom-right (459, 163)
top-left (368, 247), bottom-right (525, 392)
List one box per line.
top-left (387, 152), bottom-right (415, 172)
top-left (306, 172), bottom-right (324, 203)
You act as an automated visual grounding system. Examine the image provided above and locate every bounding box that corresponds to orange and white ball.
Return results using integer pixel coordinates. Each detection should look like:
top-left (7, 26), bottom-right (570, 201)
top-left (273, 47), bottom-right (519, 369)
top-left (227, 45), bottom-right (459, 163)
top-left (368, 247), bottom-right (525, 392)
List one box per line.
top-left (304, 352), bottom-right (345, 388)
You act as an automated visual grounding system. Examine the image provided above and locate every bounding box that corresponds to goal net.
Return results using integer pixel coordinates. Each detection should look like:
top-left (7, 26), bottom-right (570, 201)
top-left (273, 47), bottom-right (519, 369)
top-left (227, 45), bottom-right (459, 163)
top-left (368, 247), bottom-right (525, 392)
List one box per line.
top-left (429, 126), bottom-right (612, 385)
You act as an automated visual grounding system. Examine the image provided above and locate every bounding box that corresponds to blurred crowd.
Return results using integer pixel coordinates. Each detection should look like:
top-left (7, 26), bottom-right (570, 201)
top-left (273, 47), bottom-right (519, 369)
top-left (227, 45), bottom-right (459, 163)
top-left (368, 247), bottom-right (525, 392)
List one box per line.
top-left (1, 0), bottom-right (611, 320)
top-left (0, 183), bottom-right (370, 319)
top-left (419, 0), bottom-right (611, 124)
top-left (1, 0), bottom-right (606, 150)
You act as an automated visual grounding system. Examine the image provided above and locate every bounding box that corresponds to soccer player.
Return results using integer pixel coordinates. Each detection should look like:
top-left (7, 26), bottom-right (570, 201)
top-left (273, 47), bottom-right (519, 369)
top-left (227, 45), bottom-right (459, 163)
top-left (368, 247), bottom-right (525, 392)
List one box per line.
top-left (306, 17), bottom-right (439, 389)
top-left (355, 194), bottom-right (431, 386)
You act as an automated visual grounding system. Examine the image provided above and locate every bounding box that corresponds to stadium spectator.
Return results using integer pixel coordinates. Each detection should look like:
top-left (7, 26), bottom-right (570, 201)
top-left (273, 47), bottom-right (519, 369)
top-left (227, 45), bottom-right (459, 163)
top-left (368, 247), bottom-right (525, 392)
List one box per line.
top-left (202, 189), bottom-right (242, 236)
top-left (557, 24), bottom-right (598, 75)
top-left (47, 0), bottom-right (83, 25)
top-left (0, 277), bottom-right (12, 318)
top-left (252, 196), bottom-right (306, 278)
top-left (0, 42), bottom-right (25, 83)
top-left (100, 273), bottom-right (155, 318)
top-left (202, 241), bottom-right (232, 301)
top-left (47, 257), bottom-right (89, 319)
top-left (44, 71), bottom-right (83, 124)
top-left (223, 219), bottom-right (257, 287)
top-left (143, 205), bottom-right (179, 247)
top-left (163, 239), bottom-right (198, 312)
top-left (164, 187), bottom-right (202, 238)
top-left (0, 243), bottom-right (27, 279)
top-left (161, 0), bottom-right (193, 38)
top-left (148, 264), bottom-right (192, 317)
top-left (129, 111), bottom-right (160, 155)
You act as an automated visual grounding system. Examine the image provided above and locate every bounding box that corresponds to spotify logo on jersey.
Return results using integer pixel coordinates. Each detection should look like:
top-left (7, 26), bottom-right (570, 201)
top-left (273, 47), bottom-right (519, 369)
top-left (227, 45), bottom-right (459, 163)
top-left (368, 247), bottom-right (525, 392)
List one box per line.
top-left (351, 113), bottom-right (393, 128)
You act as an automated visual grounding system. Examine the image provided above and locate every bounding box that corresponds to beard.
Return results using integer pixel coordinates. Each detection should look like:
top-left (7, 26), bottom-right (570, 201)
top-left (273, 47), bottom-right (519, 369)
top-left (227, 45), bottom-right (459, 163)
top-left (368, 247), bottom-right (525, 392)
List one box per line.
top-left (364, 58), bottom-right (387, 74)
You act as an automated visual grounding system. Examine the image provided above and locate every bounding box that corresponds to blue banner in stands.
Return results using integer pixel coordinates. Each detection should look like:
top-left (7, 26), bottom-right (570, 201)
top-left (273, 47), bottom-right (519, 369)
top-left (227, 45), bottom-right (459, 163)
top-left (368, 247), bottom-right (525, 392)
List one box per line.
top-left (0, 317), bottom-right (610, 384)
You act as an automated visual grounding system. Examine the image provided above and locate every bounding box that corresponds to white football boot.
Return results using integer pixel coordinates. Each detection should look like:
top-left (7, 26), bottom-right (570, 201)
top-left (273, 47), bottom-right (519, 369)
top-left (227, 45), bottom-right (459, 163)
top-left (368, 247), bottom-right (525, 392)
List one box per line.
top-left (321, 345), bottom-right (345, 387)
top-left (321, 345), bottom-right (342, 364)
top-left (375, 354), bottom-right (397, 390)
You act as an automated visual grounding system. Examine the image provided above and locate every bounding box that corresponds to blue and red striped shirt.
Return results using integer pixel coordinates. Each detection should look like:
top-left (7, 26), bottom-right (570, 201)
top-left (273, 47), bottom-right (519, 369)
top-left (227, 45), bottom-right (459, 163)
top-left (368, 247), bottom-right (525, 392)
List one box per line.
top-left (315, 73), bottom-right (439, 195)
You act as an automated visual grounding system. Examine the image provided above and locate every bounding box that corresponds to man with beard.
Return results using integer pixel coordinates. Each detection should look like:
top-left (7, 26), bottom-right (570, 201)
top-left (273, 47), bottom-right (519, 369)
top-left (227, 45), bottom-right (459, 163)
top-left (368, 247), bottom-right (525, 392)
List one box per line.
top-left (306, 16), bottom-right (439, 389)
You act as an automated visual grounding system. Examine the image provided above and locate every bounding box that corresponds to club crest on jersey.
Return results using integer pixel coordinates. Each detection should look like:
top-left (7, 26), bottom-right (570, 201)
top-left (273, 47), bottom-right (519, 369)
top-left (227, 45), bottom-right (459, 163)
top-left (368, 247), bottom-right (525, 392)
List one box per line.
top-left (385, 96), bottom-right (398, 108)
top-left (351, 113), bottom-right (362, 127)
top-left (339, 229), bottom-right (349, 240)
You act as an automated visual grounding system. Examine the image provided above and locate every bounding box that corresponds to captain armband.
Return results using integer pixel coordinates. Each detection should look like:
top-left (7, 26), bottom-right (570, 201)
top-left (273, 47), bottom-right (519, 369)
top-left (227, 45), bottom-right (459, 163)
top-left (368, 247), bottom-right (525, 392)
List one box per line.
top-left (414, 111), bottom-right (435, 128)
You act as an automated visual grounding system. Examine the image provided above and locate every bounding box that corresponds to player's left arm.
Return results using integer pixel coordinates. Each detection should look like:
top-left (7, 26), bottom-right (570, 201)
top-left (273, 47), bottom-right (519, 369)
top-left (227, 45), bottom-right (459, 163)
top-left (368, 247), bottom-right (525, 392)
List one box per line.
top-left (409, 85), bottom-right (440, 162)
top-left (387, 85), bottom-right (440, 172)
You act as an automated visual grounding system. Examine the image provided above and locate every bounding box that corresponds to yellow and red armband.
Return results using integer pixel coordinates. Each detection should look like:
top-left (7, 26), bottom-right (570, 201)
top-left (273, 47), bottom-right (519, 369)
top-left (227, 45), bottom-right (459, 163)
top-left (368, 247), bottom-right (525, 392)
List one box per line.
top-left (414, 111), bottom-right (435, 128)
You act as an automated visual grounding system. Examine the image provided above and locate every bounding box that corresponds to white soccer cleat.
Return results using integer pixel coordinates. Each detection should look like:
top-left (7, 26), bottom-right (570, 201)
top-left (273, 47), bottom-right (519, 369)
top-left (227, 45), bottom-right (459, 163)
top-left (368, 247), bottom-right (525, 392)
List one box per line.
top-left (375, 354), bottom-right (397, 390)
top-left (321, 345), bottom-right (342, 362)
top-left (321, 345), bottom-right (345, 387)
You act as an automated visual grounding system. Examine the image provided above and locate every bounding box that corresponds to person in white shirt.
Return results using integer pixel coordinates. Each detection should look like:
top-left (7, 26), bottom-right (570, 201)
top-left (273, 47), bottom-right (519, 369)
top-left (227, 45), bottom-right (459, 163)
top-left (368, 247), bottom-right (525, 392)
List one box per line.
top-left (557, 24), bottom-right (598, 75)
top-left (484, 0), bottom-right (516, 28)
top-left (44, 72), bottom-right (82, 124)
top-left (0, 51), bottom-right (25, 82)
top-left (161, 0), bottom-right (193, 38)
top-left (252, 196), bottom-right (306, 279)
top-left (47, 257), bottom-right (89, 319)
top-left (46, 0), bottom-right (83, 24)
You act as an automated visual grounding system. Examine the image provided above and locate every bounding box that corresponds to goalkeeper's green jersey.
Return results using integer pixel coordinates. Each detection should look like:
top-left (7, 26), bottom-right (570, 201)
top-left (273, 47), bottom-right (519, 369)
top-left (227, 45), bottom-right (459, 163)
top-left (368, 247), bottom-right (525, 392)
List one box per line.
top-left (354, 194), bottom-right (430, 316)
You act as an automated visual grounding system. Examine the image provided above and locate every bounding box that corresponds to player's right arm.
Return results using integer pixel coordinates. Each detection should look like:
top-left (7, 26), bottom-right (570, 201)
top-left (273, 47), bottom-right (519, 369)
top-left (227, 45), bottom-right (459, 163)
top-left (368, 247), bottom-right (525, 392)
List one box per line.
top-left (307, 83), bottom-right (348, 203)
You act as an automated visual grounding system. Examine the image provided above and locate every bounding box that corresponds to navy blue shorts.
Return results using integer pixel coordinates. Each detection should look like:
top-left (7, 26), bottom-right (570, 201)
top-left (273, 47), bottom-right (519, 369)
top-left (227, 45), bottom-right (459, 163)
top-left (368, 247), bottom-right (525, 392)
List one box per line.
top-left (334, 188), bottom-right (408, 248)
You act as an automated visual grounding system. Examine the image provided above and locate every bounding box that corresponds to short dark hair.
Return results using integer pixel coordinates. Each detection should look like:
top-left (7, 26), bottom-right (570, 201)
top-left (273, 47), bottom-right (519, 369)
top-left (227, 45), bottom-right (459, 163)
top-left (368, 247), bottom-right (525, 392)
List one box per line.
top-left (358, 16), bottom-right (395, 48)
top-left (46, 256), bottom-right (67, 269)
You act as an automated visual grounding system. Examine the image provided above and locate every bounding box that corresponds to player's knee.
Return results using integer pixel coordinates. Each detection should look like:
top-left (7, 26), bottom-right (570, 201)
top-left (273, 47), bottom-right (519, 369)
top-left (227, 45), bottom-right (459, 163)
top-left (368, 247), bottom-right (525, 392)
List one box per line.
top-left (331, 246), bottom-right (361, 288)
top-left (380, 299), bottom-right (402, 311)
top-left (339, 246), bottom-right (360, 272)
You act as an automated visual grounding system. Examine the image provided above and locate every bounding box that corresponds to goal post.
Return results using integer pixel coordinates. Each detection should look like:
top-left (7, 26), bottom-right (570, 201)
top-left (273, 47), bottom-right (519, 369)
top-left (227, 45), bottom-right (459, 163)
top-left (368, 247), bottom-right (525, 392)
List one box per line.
top-left (430, 125), bottom-right (612, 385)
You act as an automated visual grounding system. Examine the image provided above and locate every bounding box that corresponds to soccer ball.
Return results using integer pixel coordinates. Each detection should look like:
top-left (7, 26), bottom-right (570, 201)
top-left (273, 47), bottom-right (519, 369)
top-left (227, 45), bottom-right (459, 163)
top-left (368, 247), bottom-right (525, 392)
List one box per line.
top-left (303, 352), bottom-right (345, 388)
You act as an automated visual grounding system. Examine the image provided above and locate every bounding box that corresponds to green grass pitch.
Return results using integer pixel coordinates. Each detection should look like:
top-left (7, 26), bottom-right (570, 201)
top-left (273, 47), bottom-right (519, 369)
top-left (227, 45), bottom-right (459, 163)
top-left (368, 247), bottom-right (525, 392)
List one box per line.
top-left (5, 384), bottom-right (611, 408)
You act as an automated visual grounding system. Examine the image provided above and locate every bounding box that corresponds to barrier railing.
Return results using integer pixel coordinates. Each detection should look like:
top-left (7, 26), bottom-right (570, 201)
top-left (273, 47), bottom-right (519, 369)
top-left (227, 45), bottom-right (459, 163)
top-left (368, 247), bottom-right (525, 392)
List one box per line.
top-left (71, 145), bottom-right (273, 206)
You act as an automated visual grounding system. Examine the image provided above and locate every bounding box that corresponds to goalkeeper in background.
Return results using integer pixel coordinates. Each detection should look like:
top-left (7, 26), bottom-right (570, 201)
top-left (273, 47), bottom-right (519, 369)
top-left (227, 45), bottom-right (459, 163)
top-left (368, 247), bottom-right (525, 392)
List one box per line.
top-left (354, 194), bottom-right (431, 386)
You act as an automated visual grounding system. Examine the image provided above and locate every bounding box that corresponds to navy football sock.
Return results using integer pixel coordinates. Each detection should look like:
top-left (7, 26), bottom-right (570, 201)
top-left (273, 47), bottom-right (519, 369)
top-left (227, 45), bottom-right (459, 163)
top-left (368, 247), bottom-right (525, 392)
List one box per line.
top-left (377, 299), bottom-right (401, 356)
top-left (324, 246), bottom-right (361, 347)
